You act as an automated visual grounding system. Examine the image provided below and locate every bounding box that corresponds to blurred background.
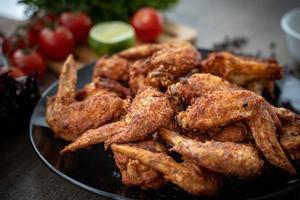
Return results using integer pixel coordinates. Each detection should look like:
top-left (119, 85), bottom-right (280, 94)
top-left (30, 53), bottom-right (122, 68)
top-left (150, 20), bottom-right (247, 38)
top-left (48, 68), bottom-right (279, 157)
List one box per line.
top-left (0, 0), bottom-right (299, 66)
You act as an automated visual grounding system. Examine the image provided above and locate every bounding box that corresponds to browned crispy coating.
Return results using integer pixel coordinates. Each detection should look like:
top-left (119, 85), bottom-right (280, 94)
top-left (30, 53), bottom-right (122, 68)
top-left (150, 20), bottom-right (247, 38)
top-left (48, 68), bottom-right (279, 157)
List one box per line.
top-left (167, 73), bottom-right (240, 103)
top-left (201, 51), bottom-right (282, 95)
top-left (111, 144), bottom-right (222, 196)
top-left (46, 55), bottom-right (129, 141)
top-left (247, 107), bottom-right (296, 174)
top-left (104, 87), bottom-right (174, 146)
top-left (168, 73), bottom-right (296, 174)
top-left (211, 122), bottom-right (247, 143)
top-left (92, 44), bottom-right (162, 83)
top-left (112, 140), bottom-right (166, 189)
top-left (61, 87), bottom-right (173, 154)
top-left (276, 107), bottom-right (300, 165)
top-left (159, 128), bottom-right (264, 178)
top-left (118, 43), bottom-right (162, 60)
top-left (177, 90), bottom-right (262, 131)
top-left (93, 55), bottom-right (130, 82)
top-left (128, 42), bottom-right (201, 92)
top-left (93, 42), bottom-right (200, 93)
top-left (281, 134), bottom-right (300, 165)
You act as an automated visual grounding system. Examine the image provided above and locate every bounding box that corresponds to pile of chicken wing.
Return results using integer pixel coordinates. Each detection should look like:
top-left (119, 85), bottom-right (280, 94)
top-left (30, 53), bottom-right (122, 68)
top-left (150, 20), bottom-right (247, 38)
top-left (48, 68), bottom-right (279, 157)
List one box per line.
top-left (46, 41), bottom-right (300, 196)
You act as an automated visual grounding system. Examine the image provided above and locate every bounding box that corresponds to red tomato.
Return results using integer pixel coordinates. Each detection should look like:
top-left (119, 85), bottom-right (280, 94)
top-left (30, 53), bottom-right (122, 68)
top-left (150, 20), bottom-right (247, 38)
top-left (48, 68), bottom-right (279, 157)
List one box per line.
top-left (2, 35), bottom-right (26, 57)
top-left (0, 66), bottom-right (25, 78)
top-left (59, 12), bottom-right (92, 44)
top-left (131, 7), bottom-right (163, 42)
top-left (27, 13), bottom-right (57, 47)
top-left (11, 49), bottom-right (46, 79)
top-left (38, 26), bottom-right (74, 61)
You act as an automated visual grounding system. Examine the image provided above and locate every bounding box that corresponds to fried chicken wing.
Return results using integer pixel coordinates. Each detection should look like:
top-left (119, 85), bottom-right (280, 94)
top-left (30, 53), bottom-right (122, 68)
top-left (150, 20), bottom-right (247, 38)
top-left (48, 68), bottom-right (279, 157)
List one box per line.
top-left (123, 42), bottom-right (201, 92)
top-left (111, 144), bottom-right (222, 196)
top-left (177, 90), bottom-right (262, 131)
top-left (46, 55), bottom-right (129, 141)
top-left (248, 107), bottom-right (296, 174)
top-left (167, 73), bottom-right (239, 103)
top-left (93, 42), bottom-right (200, 93)
top-left (92, 44), bottom-right (162, 85)
top-left (201, 51), bottom-right (283, 95)
top-left (281, 131), bottom-right (300, 165)
top-left (61, 87), bottom-right (173, 154)
top-left (175, 86), bottom-right (294, 174)
top-left (275, 108), bottom-right (300, 165)
top-left (93, 55), bottom-right (130, 82)
top-left (159, 128), bottom-right (264, 178)
top-left (112, 140), bottom-right (166, 189)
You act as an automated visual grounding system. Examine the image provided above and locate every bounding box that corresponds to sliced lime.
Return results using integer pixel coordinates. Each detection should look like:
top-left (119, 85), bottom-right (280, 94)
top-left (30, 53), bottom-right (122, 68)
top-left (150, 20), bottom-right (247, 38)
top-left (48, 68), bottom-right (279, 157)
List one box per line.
top-left (88, 21), bottom-right (135, 55)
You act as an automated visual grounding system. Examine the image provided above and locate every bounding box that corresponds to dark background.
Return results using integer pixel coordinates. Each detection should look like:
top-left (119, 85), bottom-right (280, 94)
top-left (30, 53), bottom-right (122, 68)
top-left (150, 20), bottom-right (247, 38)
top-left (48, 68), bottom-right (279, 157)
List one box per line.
top-left (1, 0), bottom-right (300, 199)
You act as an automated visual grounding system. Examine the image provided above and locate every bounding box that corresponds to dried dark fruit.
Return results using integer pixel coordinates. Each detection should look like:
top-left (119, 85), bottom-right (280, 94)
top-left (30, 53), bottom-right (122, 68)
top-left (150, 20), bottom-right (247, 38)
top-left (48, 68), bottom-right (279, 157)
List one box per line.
top-left (0, 72), bottom-right (40, 138)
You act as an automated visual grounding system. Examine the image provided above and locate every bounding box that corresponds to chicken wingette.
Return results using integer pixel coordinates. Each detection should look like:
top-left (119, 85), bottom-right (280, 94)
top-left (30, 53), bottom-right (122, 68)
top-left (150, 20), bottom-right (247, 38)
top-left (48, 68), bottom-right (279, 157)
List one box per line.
top-left (60, 87), bottom-right (174, 154)
top-left (46, 55), bottom-right (129, 141)
top-left (159, 128), bottom-right (264, 178)
top-left (112, 140), bottom-right (167, 189)
top-left (111, 143), bottom-right (222, 196)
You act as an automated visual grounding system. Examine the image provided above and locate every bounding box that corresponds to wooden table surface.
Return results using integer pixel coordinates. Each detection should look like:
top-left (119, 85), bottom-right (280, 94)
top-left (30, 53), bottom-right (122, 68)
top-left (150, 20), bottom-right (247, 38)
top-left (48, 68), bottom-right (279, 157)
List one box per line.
top-left (1, 0), bottom-right (300, 199)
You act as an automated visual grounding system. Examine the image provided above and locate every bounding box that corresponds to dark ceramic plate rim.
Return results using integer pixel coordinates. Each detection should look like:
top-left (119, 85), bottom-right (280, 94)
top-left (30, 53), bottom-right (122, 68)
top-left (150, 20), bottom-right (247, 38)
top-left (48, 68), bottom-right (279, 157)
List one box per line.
top-left (29, 49), bottom-right (300, 200)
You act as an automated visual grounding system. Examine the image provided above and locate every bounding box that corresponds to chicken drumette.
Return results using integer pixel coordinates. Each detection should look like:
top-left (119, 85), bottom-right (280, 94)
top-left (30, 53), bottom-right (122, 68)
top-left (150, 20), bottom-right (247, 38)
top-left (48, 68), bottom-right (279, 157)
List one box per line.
top-left (60, 87), bottom-right (174, 154)
top-left (46, 55), bottom-right (129, 141)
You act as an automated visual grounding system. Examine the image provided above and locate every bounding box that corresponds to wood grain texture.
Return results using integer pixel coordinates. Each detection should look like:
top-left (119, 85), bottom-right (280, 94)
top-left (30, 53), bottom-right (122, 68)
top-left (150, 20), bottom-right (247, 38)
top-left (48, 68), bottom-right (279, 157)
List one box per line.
top-left (1, 0), bottom-right (300, 200)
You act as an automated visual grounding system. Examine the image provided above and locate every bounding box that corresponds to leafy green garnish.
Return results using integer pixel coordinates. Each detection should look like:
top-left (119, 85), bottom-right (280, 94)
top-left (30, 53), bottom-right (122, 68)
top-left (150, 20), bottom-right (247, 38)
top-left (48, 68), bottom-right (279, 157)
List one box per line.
top-left (19, 0), bottom-right (178, 22)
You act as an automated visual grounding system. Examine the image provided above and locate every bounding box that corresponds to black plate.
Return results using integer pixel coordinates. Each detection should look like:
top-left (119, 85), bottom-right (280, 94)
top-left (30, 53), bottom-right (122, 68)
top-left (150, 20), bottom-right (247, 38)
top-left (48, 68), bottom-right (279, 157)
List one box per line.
top-left (30, 49), bottom-right (300, 200)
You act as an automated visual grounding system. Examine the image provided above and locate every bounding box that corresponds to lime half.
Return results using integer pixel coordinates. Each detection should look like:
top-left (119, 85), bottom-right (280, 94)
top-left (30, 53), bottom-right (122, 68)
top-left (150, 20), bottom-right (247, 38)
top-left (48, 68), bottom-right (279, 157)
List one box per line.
top-left (88, 21), bottom-right (135, 55)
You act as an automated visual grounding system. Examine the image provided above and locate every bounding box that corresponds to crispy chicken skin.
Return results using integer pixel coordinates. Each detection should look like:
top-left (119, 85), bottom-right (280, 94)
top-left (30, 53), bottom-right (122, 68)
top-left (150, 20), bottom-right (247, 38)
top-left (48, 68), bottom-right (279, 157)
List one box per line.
top-left (104, 87), bottom-right (174, 146)
top-left (276, 108), bottom-right (300, 165)
top-left (140, 41), bottom-right (201, 89)
top-left (61, 87), bottom-right (173, 154)
top-left (93, 55), bottom-right (130, 82)
top-left (159, 128), bottom-right (264, 178)
top-left (46, 55), bottom-right (129, 141)
top-left (170, 73), bottom-right (296, 174)
top-left (92, 44), bottom-right (162, 82)
top-left (177, 90), bottom-right (262, 131)
top-left (211, 122), bottom-right (247, 143)
top-left (248, 107), bottom-right (296, 174)
top-left (93, 42), bottom-right (200, 92)
top-left (167, 73), bottom-right (240, 103)
top-left (129, 42), bottom-right (201, 91)
top-left (118, 43), bottom-right (162, 60)
top-left (112, 140), bottom-right (166, 189)
top-left (111, 144), bottom-right (222, 196)
top-left (201, 51), bottom-right (282, 95)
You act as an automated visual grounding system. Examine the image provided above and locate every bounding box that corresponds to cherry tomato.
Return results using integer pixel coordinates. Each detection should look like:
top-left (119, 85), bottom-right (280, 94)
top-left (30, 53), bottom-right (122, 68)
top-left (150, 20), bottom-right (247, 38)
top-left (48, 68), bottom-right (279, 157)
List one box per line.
top-left (0, 66), bottom-right (25, 78)
top-left (38, 26), bottom-right (74, 61)
top-left (131, 7), bottom-right (163, 43)
top-left (59, 12), bottom-right (92, 44)
top-left (27, 13), bottom-right (57, 47)
top-left (2, 34), bottom-right (26, 57)
top-left (11, 49), bottom-right (46, 80)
